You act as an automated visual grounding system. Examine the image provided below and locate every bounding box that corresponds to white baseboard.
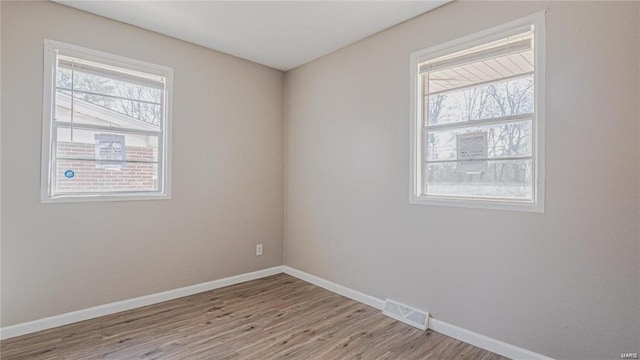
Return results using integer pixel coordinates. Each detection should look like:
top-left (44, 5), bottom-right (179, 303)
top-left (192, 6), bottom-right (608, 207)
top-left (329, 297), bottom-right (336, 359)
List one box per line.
top-left (282, 265), bottom-right (553, 360)
top-left (0, 266), bottom-right (284, 340)
top-left (1, 264), bottom-right (553, 360)
top-left (282, 266), bottom-right (385, 310)
top-left (429, 319), bottom-right (554, 360)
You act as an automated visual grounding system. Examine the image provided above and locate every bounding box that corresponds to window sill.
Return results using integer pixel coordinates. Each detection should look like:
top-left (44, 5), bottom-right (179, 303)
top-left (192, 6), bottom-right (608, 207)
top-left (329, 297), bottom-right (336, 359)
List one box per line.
top-left (41, 192), bottom-right (171, 204)
top-left (409, 195), bottom-right (544, 213)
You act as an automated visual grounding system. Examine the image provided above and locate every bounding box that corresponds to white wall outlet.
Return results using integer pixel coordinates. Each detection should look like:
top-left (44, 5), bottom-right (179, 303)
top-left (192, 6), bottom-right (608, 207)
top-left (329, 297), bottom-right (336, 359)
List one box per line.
top-left (256, 244), bottom-right (263, 256)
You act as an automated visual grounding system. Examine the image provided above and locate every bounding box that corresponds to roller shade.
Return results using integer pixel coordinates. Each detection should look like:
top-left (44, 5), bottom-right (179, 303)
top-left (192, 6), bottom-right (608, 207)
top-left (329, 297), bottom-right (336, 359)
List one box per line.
top-left (58, 56), bottom-right (165, 90)
top-left (420, 27), bottom-right (534, 94)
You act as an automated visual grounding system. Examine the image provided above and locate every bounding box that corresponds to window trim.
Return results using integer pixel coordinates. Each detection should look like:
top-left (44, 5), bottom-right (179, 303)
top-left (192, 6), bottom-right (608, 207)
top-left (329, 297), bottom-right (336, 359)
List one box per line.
top-left (409, 12), bottom-right (546, 213)
top-left (41, 39), bottom-right (174, 203)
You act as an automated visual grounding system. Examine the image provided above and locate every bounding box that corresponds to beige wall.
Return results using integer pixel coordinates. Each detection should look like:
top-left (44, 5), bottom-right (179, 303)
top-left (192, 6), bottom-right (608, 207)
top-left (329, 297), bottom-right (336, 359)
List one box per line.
top-left (1, 1), bottom-right (284, 326)
top-left (2, 1), bottom-right (639, 359)
top-left (284, 2), bottom-right (640, 359)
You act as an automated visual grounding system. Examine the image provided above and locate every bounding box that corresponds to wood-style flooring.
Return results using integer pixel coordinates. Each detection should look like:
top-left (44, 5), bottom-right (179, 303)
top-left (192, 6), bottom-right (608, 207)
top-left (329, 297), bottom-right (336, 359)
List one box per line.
top-left (0, 274), bottom-right (508, 360)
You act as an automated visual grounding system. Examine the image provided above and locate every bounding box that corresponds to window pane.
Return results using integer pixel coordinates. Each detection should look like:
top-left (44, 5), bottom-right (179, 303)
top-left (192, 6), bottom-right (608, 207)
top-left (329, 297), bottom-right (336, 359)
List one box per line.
top-left (426, 120), bottom-right (532, 161)
top-left (427, 75), bottom-right (534, 126)
top-left (57, 66), bottom-right (162, 104)
top-left (56, 90), bottom-right (162, 129)
top-left (425, 159), bottom-right (533, 200)
top-left (56, 127), bottom-right (158, 162)
top-left (55, 159), bottom-right (158, 194)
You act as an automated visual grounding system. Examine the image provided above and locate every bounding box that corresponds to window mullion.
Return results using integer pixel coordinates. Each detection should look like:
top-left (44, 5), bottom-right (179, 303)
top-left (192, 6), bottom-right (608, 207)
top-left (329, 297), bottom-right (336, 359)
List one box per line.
top-left (56, 157), bottom-right (159, 164)
top-left (425, 113), bottom-right (533, 132)
top-left (426, 155), bottom-right (533, 164)
top-left (56, 122), bottom-right (161, 137)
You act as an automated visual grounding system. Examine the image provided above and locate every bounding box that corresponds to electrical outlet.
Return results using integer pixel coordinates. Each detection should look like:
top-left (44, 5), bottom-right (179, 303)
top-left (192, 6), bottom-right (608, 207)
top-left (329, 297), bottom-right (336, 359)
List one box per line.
top-left (256, 244), bottom-right (263, 256)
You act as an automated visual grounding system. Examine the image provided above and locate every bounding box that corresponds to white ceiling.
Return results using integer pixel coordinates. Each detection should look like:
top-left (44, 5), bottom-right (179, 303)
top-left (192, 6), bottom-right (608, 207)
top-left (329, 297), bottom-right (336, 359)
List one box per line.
top-left (53, 1), bottom-right (448, 71)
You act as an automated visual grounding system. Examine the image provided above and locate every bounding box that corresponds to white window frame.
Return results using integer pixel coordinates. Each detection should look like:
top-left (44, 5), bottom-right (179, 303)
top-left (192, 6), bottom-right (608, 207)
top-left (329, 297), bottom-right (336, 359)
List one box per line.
top-left (41, 39), bottom-right (173, 203)
top-left (409, 12), bottom-right (546, 213)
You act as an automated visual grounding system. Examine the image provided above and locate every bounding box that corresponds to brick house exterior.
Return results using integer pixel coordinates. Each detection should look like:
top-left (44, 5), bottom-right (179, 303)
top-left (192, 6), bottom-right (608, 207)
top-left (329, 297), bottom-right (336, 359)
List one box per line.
top-left (55, 93), bottom-right (160, 193)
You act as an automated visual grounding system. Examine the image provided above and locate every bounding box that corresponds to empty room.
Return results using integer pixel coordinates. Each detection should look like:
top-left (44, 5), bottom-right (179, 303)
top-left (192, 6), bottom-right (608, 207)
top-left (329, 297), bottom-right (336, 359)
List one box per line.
top-left (0, 1), bottom-right (638, 359)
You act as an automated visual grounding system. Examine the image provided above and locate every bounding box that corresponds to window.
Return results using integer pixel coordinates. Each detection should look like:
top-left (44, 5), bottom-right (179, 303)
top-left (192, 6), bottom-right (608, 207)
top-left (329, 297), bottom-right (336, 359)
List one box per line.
top-left (41, 40), bottom-right (173, 203)
top-left (409, 13), bottom-right (545, 212)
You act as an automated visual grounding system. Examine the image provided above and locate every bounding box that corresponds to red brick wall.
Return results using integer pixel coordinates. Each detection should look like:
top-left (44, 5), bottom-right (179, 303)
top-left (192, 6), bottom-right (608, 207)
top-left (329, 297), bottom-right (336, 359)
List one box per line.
top-left (56, 142), bottom-right (158, 193)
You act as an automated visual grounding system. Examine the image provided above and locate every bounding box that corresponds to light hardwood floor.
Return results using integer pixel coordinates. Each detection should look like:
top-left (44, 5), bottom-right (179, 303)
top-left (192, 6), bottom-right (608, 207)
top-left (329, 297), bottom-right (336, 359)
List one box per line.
top-left (0, 274), bottom-right (508, 360)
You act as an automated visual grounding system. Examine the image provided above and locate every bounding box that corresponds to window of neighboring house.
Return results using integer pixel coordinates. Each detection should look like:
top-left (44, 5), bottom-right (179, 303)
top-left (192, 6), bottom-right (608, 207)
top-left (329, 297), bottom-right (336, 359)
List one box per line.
top-left (41, 40), bottom-right (173, 203)
top-left (409, 13), bottom-right (545, 212)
